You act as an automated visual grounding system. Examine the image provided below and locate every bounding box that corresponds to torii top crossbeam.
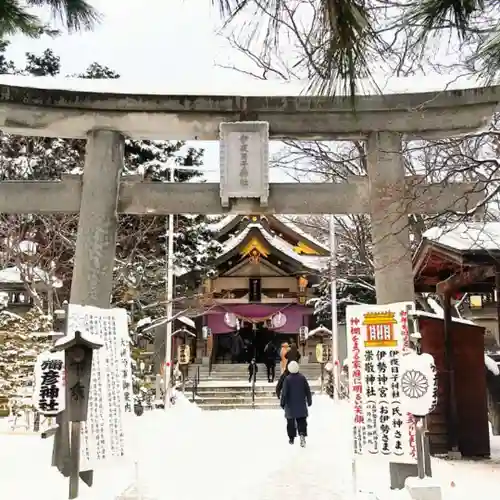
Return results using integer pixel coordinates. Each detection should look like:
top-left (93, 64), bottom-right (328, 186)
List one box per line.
top-left (0, 78), bottom-right (499, 139)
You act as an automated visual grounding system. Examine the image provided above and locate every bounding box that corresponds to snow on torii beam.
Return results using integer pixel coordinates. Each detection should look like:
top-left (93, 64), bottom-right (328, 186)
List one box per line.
top-left (0, 81), bottom-right (499, 139)
top-left (0, 174), bottom-right (483, 215)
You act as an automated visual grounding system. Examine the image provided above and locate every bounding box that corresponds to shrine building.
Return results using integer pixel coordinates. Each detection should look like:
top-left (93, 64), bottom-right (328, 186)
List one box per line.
top-left (188, 214), bottom-right (333, 365)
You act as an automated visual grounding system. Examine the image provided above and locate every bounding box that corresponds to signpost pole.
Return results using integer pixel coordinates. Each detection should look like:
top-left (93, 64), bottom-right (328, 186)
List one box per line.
top-left (423, 418), bottom-right (433, 477)
top-left (415, 417), bottom-right (425, 479)
top-left (164, 162), bottom-right (175, 409)
top-left (329, 211), bottom-right (340, 399)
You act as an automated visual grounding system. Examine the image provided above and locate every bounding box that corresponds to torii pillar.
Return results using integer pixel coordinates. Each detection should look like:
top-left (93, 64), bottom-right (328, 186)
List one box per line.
top-left (367, 131), bottom-right (419, 487)
top-left (54, 129), bottom-right (124, 487)
top-left (367, 131), bottom-right (414, 303)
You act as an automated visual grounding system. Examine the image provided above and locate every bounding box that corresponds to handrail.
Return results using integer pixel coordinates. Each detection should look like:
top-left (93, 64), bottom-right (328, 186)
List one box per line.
top-left (251, 377), bottom-right (256, 408)
top-left (208, 349), bottom-right (214, 377)
top-left (191, 365), bottom-right (200, 402)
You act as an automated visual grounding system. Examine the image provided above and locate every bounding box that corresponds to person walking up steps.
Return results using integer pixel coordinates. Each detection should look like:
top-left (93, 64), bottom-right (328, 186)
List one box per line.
top-left (285, 342), bottom-right (301, 368)
top-left (280, 360), bottom-right (312, 447)
top-left (264, 340), bottom-right (277, 382)
top-left (248, 358), bottom-right (258, 384)
top-left (280, 342), bottom-right (289, 374)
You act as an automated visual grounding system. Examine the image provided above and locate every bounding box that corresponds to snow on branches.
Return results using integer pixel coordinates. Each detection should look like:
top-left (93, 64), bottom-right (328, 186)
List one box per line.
top-left (0, 309), bottom-right (52, 399)
top-left (0, 44), bottom-right (219, 320)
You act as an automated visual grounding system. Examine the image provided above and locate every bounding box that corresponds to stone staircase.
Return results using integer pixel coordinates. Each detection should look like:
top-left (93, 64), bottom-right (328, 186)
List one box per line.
top-left (186, 363), bottom-right (323, 411)
top-left (193, 384), bottom-right (281, 410)
top-left (188, 362), bottom-right (323, 383)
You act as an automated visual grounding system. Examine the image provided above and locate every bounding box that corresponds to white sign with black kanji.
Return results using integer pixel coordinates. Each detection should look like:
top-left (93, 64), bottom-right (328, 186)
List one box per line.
top-left (33, 350), bottom-right (65, 415)
top-left (66, 304), bottom-right (132, 471)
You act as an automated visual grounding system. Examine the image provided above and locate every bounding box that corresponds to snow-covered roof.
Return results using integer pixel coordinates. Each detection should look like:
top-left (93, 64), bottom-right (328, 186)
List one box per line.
top-left (0, 266), bottom-right (50, 284)
top-left (220, 223), bottom-right (328, 271)
top-left (207, 214), bottom-right (237, 233)
top-left (423, 223), bottom-right (500, 252)
top-left (485, 354), bottom-right (500, 376)
top-left (411, 310), bottom-right (476, 326)
top-left (275, 215), bottom-right (329, 252)
top-left (308, 325), bottom-right (332, 338)
top-left (178, 315), bottom-right (196, 329)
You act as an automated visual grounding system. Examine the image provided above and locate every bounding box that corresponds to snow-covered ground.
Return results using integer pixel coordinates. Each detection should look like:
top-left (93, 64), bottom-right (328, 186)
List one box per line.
top-left (0, 395), bottom-right (499, 500)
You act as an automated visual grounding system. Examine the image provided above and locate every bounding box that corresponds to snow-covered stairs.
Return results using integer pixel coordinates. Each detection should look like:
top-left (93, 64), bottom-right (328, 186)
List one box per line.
top-left (186, 363), bottom-right (323, 411)
top-left (192, 385), bottom-right (281, 411)
top-left (188, 362), bottom-right (323, 382)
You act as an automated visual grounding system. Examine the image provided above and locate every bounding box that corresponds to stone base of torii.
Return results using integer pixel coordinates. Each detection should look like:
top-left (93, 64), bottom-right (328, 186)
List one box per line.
top-left (0, 79), bottom-right (499, 491)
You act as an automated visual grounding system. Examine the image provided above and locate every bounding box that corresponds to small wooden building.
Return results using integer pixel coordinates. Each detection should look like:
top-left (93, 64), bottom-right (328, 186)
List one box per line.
top-left (412, 311), bottom-right (490, 456)
top-left (413, 222), bottom-right (500, 457)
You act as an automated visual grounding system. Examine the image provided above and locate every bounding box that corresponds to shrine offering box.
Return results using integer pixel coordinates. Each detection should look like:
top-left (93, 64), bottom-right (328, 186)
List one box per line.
top-left (415, 312), bottom-right (490, 457)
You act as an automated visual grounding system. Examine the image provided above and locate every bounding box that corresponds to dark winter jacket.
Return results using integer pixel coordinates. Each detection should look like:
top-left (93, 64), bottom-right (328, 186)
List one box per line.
top-left (248, 362), bottom-right (258, 376)
top-left (275, 369), bottom-right (289, 399)
top-left (285, 344), bottom-right (301, 364)
top-left (231, 334), bottom-right (244, 356)
top-left (280, 372), bottom-right (312, 419)
top-left (264, 342), bottom-right (277, 363)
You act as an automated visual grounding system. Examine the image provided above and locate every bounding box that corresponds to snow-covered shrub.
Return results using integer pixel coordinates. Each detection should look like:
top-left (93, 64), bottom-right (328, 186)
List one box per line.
top-left (0, 309), bottom-right (52, 401)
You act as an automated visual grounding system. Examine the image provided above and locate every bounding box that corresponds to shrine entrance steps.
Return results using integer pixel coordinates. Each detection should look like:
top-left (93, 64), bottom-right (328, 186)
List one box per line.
top-left (187, 362), bottom-right (323, 383)
top-left (185, 363), bottom-right (323, 411)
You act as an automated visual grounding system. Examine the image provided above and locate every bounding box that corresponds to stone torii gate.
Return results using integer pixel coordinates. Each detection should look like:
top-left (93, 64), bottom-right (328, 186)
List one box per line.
top-left (0, 82), bottom-right (497, 308)
top-left (0, 80), bottom-right (499, 486)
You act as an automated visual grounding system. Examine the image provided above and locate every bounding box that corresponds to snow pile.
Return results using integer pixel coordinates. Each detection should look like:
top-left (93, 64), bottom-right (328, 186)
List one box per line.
top-left (427, 297), bottom-right (444, 316)
top-left (485, 354), bottom-right (500, 376)
top-left (173, 390), bottom-right (202, 415)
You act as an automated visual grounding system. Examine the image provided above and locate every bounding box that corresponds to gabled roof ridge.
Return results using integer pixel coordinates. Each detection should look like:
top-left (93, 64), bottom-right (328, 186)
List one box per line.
top-left (210, 214), bottom-right (330, 253)
top-left (274, 215), bottom-right (330, 252)
top-left (219, 223), bottom-right (328, 271)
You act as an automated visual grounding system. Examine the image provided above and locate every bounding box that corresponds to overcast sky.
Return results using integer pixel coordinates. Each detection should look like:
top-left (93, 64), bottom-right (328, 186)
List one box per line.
top-left (3, 0), bottom-right (476, 183)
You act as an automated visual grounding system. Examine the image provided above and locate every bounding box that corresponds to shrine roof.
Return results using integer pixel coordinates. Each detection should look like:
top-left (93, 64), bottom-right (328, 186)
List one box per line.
top-left (413, 222), bottom-right (500, 292)
top-left (210, 214), bottom-right (329, 254)
top-left (422, 223), bottom-right (500, 252)
top-left (274, 215), bottom-right (330, 252)
top-left (414, 222), bottom-right (500, 270)
top-left (218, 223), bottom-right (329, 272)
top-left (207, 214), bottom-right (237, 233)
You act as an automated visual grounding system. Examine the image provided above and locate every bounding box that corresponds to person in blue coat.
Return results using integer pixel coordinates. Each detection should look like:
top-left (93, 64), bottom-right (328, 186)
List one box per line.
top-left (280, 360), bottom-right (312, 447)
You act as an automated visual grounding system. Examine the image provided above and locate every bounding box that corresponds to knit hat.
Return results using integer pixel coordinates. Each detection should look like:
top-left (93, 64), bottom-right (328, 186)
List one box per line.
top-left (288, 361), bottom-right (299, 374)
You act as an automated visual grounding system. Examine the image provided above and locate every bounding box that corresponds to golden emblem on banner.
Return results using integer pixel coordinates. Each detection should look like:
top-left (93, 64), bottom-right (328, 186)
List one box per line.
top-left (362, 311), bottom-right (398, 348)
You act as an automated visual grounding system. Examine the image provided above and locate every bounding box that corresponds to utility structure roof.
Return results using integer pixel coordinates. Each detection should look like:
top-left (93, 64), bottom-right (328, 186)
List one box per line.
top-left (413, 222), bottom-right (500, 294)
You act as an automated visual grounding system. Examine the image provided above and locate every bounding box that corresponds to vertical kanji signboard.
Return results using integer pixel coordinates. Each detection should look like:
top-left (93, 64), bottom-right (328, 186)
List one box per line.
top-left (65, 305), bottom-right (133, 471)
top-left (33, 350), bottom-right (66, 416)
top-left (346, 302), bottom-right (417, 462)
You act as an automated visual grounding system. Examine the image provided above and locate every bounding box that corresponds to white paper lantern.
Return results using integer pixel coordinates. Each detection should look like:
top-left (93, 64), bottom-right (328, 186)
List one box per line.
top-left (271, 312), bottom-right (287, 328)
top-left (224, 312), bottom-right (238, 328)
top-left (399, 352), bottom-right (438, 417)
